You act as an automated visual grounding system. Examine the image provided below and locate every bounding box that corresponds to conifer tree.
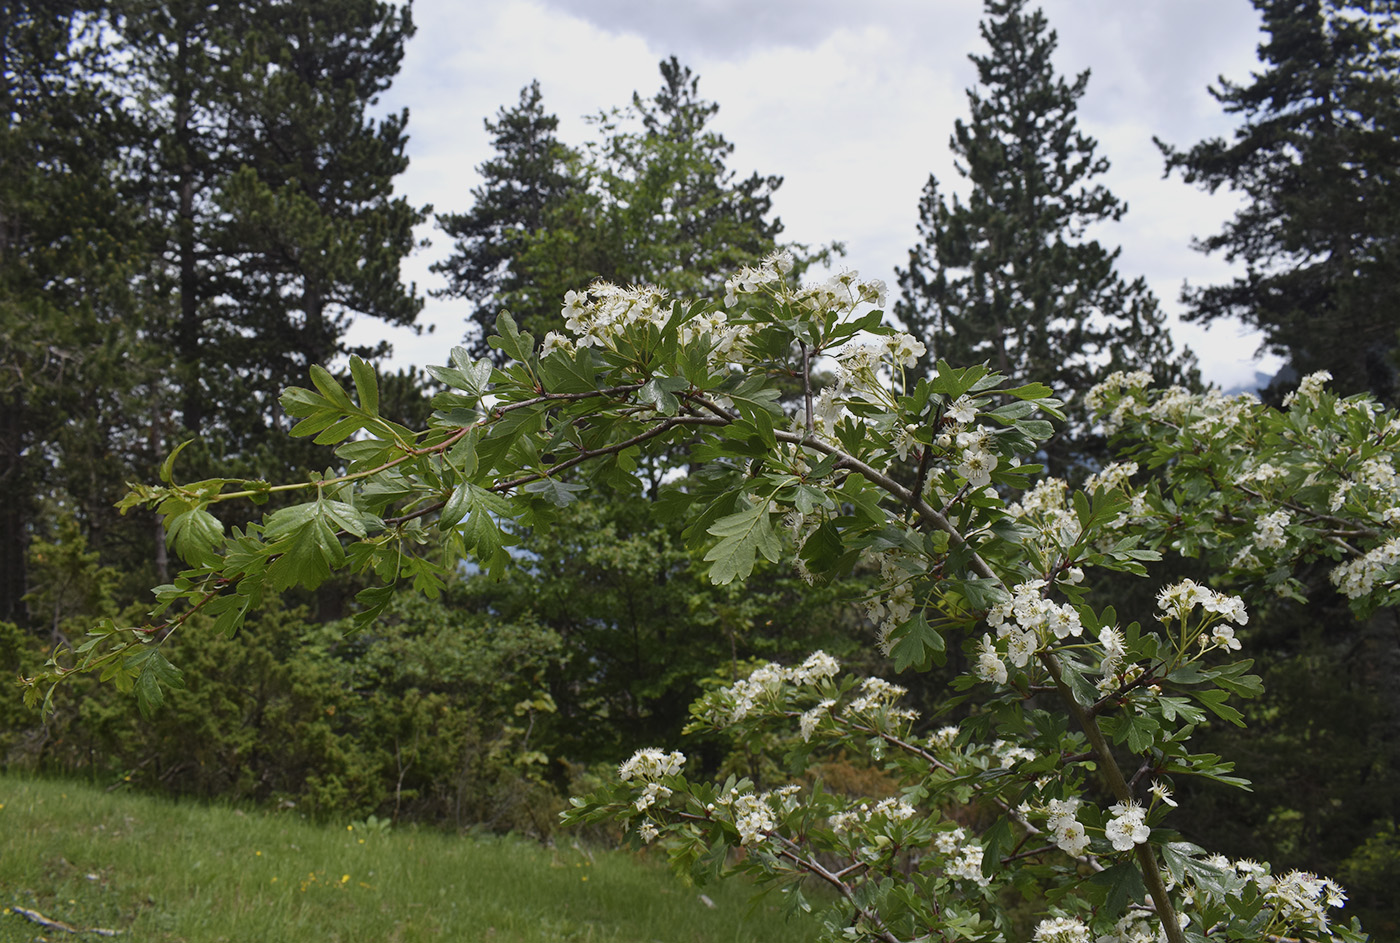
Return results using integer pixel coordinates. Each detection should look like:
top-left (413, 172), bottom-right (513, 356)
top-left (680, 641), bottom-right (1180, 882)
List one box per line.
top-left (432, 81), bottom-right (583, 363)
top-left (434, 59), bottom-right (787, 360)
top-left (0, 0), bottom-right (165, 619)
top-left (124, 0), bottom-right (425, 457)
top-left (1158, 0), bottom-right (1400, 404)
top-left (896, 0), bottom-right (1193, 476)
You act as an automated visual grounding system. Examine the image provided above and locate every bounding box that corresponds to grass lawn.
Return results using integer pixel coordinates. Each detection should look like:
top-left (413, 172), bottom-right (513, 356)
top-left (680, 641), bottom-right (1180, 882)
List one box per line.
top-left (0, 773), bottom-right (819, 942)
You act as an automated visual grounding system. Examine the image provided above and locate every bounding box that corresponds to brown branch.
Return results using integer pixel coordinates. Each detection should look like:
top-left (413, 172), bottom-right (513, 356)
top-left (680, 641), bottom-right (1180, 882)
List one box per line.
top-left (1039, 652), bottom-right (1187, 943)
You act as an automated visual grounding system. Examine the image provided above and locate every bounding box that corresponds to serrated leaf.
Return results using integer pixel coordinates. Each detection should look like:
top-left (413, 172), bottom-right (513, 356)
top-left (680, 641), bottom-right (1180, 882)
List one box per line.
top-left (639, 376), bottom-right (687, 416)
top-left (165, 507), bottom-right (225, 567)
top-left (1092, 862), bottom-right (1147, 918)
top-left (159, 439), bottom-right (195, 485)
top-left (703, 499), bottom-right (782, 585)
top-left (539, 346), bottom-right (598, 393)
top-left (309, 364), bottom-right (354, 408)
top-left (349, 355), bottom-right (379, 415)
top-left (487, 311), bottom-right (535, 362)
top-left (264, 501), bottom-right (343, 591)
top-left (888, 611), bottom-right (946, 672)
top-left (523, 478), bottom-right (588, 507)
top-left (129, 646), bottom-right (184, 718)
top-left (449, 347), bottom-right (495, 397)
top-left (1196, 688), bottom-right (1246, 726)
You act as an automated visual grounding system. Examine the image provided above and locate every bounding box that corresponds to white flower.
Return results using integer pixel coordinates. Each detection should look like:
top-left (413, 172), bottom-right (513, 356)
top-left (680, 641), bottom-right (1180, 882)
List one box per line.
top-left (541, 331), bottom-right (575, 356)
top-left (1099, 625), bottom-right (1126, 677)
top-left (1253, 510), bottom-right (1291, 551)
top-left (947, 395), bottom-right (977, 425)
top-left (1104, 801), bottom-right (1150, 851)
top-left (976, 634), bottom-right (1008, 684)
top-left (1150, 781), bottom-right (1178, 808)
top-left (799, 700), bottom-right (836, 742)
top-left (883, 332), bottom-right (926, 368)
top-left (637, 821), bottom-right (659, 843)
top-left (618, 748), bottom-right (686, 782)
top-left (929, 725), bottom-right (960, 750)
top-left (934, 827), bottom-right (965, 854)
top-left (1211, 624), bottom-right (1243, 651)
top-left (1033, 915), bottom-right (1090, 943)
top-left (1282, 370), bottom-right (1332, 407)
top-left (957, 448), bottom-right (998, 489)
top-left (946, 843), bottom-right (989, 887)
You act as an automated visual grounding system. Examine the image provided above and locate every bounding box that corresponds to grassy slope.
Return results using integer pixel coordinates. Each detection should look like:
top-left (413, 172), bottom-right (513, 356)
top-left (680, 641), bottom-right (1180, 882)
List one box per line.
top-left (0, 774), bottom-right (819, 942)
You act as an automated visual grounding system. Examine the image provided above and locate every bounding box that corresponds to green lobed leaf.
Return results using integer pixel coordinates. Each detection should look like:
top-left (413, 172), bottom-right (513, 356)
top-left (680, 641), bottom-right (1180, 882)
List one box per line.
top-left (703, 499), bottom-right (783, 585)
top-left (349, 355), bottom-right (379, 415)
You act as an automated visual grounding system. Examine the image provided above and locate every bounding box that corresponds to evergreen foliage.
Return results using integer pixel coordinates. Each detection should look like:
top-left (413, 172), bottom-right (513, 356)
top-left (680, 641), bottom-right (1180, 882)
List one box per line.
top-left (896, 0), bottom-right (1194, 476)
top-left (0, 1), bottom-right (167, 619)
top-left (433, 81), bottom-right (584, 363)
top-left (1158, 0), bottom-right (1400, 404)
top-left (434, 58), bottom-right (788, 358)
top-left (122, 0), bottom-right (426, 455)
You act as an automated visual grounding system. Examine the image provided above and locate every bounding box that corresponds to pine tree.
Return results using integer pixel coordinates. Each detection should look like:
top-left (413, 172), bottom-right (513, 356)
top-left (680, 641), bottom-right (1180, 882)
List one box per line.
top-left (1, 1), bottom-right (166, 619)
top-left (123, 0), bottom-right (425, 458)
top-left (432, 81), bottom-right (583, 363)
top-left (896, 0), bottom-right (1193, 476)
top-left (1158, 0), bottom-right (1400, 404)
top-left (599, 57), bottom-right (785, 295)
top-left (434, 59), bottom-right (787, 360)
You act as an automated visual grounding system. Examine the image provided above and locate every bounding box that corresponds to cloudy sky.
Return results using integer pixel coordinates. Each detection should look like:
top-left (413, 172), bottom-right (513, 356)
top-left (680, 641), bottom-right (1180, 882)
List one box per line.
top-left (350, 0), bottom-right (1282, 390)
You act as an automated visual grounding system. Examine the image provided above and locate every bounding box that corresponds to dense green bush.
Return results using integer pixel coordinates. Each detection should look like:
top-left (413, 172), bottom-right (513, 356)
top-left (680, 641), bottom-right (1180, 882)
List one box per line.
top-left (3, 594), bottom-right (566, 833)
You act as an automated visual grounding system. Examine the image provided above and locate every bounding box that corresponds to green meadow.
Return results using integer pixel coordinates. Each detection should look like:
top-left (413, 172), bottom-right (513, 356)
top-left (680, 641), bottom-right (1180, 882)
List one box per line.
top-left (0, 774), bottom-right (819, 942)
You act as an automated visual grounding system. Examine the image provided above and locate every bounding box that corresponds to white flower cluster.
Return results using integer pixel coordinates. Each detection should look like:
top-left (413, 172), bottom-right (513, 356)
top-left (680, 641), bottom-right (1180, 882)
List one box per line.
top-left (1330, 535), bottom-right (1400, 599)
top-left (722, 249), bottom-right (794, 306)
top-left (1282, 369), bottom-right (1333, 408)
top-left (928, 725), bottom-right (960, 750)
top-left (723, 790), bottom-right (776, 845)
top-left (1086, 370), bottom-right (1154, 434)
top-left (1084, 461), bottom-right (1138, 495)
top-left (827, 796), bottom-right (918, 835)
top-left (1097, 625), bottom-right (1127, 690)
top-left (793, 268), bottom-right (888, 315)
top-left (709, 784), bottom-right (803, 846)
top-left (1092, 371), bottom-right (1261, 448)
top-left (1257, 869), bottom-right (1348, 933)
top-left (1096, 913), bottom-right (1177, 943)
top-left (1008, 478), bottom-right (1084, 553)
top-left (1155, 579), bottom-right (1248, 627)
top-left (1189, 856), bottom-right (1348, 935)
top-left (933, 827), bottom-right (991, 887)
top-left (548, 283), bottom-right (675, 354)
top-left (1032, 915), bottom-right (1090, 943)
top-left (717, 651), bottom-right (841, 723)
top-left (976, 581), bottom-right (1083, 685)
top-left (833, 333), bottom-right (927, 404)
top-left (975, 633), bottom-right (1009, 685)
top-left (618, 747), bottom-right (686, 782)
top-left (618, 748), bottom-right (686, 813)
top-left (1045, 798), bottom-right (1090, 856)
top-left (799, 699), bottom-right (836, 742)
top-left (1241, 461), bottom-right (1286, 484)
top-left (1104, 800), bottom-right (1151, 851)
top-left (864, 552), bottom-right (917, 651)
top-left (843, 676), bottom-right (916, 723)
top-left (990, 738), bottom-right (1036, 769)
top-left (1333, 454), bottom-right (1400, 515)
top-left (1253, 509), bottom-right (1292, 551)
top-left (547, 279), bottom-right (759, 369)
top-left (953, 426), bottom-right (999, 489)
top-left (989, 580), bottom-right (1083, 644)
